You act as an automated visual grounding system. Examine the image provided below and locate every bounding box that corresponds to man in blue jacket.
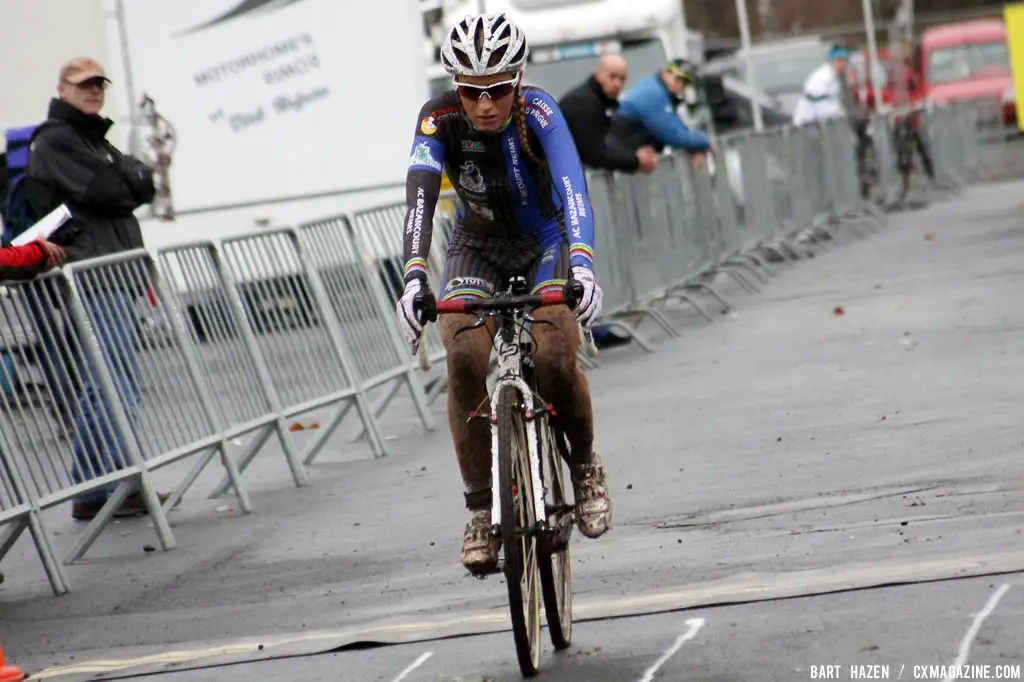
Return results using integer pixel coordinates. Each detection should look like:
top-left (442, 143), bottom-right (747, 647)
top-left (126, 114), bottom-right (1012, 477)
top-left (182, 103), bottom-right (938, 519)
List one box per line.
top-left (609, 59), bottom-right (712, 159)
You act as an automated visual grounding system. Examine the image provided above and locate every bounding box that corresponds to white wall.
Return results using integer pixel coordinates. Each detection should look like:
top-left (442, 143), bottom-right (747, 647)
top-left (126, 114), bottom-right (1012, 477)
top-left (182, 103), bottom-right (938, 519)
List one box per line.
top-left (2, 0), bottom-right (429, 252)
top-left (0, 0), bottom-right (126, 147)
top-left (115, 0), bottom-right (426, 213)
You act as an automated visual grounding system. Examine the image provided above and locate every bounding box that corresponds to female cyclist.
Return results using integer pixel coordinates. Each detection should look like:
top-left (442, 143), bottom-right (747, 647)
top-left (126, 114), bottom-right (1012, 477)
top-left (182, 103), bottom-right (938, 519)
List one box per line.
top-left (395, 13), bottom-right (612, 574)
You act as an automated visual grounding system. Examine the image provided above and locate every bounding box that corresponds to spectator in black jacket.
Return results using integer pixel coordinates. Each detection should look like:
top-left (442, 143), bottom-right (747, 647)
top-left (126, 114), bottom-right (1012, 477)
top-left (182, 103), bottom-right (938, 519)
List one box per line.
top-left (559, 55), bottom-right (659, 175)
top-left (28, 57), bottom-right (155, 263)
top-left (26, 56), bottom-right (169, 521)
top-left (559, 56), bottom-right (656, 350)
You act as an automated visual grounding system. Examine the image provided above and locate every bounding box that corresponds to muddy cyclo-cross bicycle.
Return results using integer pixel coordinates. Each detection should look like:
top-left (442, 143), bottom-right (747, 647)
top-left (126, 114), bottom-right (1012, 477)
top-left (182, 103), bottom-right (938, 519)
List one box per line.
top-left (415, 277), bottom-right (590, 677)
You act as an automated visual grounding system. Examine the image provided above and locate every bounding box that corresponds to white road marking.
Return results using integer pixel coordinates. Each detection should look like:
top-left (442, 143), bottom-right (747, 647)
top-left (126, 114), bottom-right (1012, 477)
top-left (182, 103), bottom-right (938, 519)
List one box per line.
top-left (31, 552), bottom-right (1024, 680)
top-left (392, 651), bottom-right (433, 682)
top-left (637, 617), bottom-right (705, 682)
top-left (943, 584), bottom-right (1011, 682)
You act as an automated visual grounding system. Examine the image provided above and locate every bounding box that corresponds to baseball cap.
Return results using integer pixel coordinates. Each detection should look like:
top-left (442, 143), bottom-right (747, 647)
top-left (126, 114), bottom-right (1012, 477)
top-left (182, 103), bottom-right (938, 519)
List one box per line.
top-left (828, 45), bottom-right (852, 61)
top-left (59, 57), bottom-right (111, 85)
top-left (667, 59), bottom-right (699, 83)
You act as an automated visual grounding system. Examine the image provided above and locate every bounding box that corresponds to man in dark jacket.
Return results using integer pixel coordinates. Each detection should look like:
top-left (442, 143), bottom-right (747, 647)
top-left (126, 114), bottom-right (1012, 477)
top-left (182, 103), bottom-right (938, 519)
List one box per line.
top-left (558, 56), bottom-right (658, 350)
top-left (28, 57), bottom-right (155, 262)
top-left (26, 56), bottom-right (166, 521)
top-left (559, 55), bottom-right (659, 174)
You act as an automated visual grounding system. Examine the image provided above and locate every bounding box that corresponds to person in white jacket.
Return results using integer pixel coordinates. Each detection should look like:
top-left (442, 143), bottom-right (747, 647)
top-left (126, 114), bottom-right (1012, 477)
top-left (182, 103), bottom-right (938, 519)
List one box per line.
top-left (792, 45), bottom-right (852, 126)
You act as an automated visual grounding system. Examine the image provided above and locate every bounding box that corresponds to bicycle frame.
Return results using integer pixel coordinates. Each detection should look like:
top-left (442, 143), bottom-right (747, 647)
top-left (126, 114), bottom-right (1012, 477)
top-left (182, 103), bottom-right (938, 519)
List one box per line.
top-left (415, 277), bottom-right (584, 538)
top-left (487, 297), bottom-right (548, 534)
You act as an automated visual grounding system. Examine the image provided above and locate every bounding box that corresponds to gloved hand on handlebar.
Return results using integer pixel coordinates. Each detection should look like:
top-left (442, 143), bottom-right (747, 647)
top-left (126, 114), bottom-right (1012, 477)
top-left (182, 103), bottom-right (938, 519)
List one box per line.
top-left (570, 265), bottom-right (602, 327)
top-left (396, 279), bottom-right (424, 352)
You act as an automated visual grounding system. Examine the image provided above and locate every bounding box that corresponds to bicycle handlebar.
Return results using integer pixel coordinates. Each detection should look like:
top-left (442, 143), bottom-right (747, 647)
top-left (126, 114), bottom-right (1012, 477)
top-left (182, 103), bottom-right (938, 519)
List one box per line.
top-left (414, 280), bottom-right (584, 325)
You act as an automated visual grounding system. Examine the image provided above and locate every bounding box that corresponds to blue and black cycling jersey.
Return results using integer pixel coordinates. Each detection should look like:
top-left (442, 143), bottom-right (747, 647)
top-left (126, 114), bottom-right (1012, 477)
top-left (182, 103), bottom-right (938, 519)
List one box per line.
top-left (401, 86), bottom-right (596, 297)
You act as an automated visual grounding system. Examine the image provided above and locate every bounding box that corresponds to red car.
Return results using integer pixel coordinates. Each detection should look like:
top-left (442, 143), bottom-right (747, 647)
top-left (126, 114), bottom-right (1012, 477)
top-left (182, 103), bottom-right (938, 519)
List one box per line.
top-left (919, 19), bottom-right (1016, 126)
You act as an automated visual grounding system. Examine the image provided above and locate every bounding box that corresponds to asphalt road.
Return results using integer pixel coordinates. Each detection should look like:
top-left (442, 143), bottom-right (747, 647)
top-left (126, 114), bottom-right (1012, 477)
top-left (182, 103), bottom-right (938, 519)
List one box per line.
top-left (976, 135), bottom-right (1024, 184)
top-left (79, 577), bottom-right (1024, 681)
top-left (3, 178), bottom-right (1024, 681)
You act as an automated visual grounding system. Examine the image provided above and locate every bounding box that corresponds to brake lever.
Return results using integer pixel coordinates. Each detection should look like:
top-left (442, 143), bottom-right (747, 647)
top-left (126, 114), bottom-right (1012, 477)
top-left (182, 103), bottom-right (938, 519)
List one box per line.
top-left (564, 279), bottom-right (585, 311)
top-left (412, 290), bottom-right (437, 326)
top-left (524, 313), bottom-right (556, 329)
top-left (452, 313), bottom-right (488, 339)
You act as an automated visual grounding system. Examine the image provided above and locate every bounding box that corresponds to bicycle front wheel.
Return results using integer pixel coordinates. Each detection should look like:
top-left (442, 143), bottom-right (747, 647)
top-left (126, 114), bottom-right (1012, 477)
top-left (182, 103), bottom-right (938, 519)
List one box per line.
top-left (539, 421), bottom-right (573, 650)
top-left (498, 384), bottom-right (542, 677)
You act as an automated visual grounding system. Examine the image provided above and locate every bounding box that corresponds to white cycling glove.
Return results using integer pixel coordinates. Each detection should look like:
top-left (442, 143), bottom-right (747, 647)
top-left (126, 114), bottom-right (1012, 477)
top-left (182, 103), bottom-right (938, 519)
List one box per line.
top-left (571, 266), bottom-right (603, 328)
top-left (396, 279), bottom-right (424, 352)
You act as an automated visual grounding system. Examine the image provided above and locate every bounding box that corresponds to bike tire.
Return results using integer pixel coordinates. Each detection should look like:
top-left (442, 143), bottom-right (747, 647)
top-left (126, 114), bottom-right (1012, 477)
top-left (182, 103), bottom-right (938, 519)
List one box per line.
top-left (538, 421), bottom-right (573, 650)
top-left (498, 384), bottom-right (542, 677)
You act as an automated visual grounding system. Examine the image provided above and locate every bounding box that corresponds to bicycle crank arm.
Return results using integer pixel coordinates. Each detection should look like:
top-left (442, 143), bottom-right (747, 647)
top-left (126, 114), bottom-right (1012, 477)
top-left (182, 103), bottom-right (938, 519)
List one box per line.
top-left (513, 521), bottom-right (548, 539)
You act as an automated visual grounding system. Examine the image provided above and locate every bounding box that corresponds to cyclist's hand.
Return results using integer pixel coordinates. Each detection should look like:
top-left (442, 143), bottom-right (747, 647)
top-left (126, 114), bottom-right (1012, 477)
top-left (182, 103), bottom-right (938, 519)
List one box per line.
top-left (396, 279), bottom-right (425, 352)
top-left (570, 265), bottom-right (602, 327)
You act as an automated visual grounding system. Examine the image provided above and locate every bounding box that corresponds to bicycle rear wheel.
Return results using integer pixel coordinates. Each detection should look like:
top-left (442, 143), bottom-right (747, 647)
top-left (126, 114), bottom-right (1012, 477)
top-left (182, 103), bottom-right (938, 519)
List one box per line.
top-left (498, 384), bottom-right (542, 677)
top-left (539, 421), bottom-right (573, 650)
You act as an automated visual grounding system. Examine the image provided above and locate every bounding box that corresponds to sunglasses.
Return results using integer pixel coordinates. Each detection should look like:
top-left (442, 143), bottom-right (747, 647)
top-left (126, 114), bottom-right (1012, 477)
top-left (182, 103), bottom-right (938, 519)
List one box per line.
top-left (454, 74), bottom-right (519, 101)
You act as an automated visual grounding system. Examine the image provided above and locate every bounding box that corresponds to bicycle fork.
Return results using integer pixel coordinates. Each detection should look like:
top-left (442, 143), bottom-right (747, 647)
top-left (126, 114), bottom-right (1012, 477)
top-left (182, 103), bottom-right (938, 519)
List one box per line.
top-left (488, 376), bottom-right (549, 536)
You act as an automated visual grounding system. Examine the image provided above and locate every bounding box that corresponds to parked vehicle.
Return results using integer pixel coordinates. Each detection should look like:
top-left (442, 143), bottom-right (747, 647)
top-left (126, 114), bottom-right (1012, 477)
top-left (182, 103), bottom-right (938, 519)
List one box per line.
top-left (701, 36), bottom-right (831, 116)
top-left (701, 74), bottom-right (792, 134)
top-left (919, 19), bottom-right (1016, 126)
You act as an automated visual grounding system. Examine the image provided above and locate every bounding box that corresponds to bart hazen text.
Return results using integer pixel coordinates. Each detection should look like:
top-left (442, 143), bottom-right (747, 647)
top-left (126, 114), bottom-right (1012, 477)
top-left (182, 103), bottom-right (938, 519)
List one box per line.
top-left (810, 664), bottom-right (1022, 679)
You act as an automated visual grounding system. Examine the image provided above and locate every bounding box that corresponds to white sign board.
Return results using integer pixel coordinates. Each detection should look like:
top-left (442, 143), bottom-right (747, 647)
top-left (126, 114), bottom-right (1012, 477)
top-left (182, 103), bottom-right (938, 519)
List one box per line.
top-left (119, 0), bottom-right (427, 211)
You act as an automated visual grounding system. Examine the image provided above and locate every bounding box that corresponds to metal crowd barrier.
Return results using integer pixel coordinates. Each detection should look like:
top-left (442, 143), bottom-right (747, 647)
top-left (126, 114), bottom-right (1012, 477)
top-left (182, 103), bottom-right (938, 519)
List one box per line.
top-left (0, 267), bottom-right (177, 576)
top-left (295, 215), bottom-right (434, 445)
top-left (862, 99), bottom-right (1012, 209)
top-left (1, 105), bottom-right (999, 595)
top-left (349, 200), bottom-right (454, 404)
top-left (201, 229), bottom-right (392, 496)
top-left (155, 241), bottom-right (307, 501)
top-left (579, 117), bottom-right (885, 344)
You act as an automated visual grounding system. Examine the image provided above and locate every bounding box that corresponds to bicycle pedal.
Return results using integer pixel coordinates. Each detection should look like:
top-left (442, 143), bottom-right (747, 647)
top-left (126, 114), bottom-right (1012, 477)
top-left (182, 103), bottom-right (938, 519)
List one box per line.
top-left (540, 533), bottom-right (570, 555)
top-left (540, 519), bottom-right (573, 554)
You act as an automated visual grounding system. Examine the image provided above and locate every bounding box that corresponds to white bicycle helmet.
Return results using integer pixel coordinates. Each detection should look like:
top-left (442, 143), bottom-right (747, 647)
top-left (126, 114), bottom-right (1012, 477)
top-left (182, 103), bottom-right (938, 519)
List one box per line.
top-left (440, 13), bottom-right (529, 77)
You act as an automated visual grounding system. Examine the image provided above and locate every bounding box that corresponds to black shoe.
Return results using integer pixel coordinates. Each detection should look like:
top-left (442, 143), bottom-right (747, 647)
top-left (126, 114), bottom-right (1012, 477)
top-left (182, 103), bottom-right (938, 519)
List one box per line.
top-left (72, 491), bottom-right (173, 520)
top-left (71, 498), bottom-right (106, 521)
top-left (594, 331), bottom-right (632, 350)
top-left (115, 491), bottom-right (173, 518)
